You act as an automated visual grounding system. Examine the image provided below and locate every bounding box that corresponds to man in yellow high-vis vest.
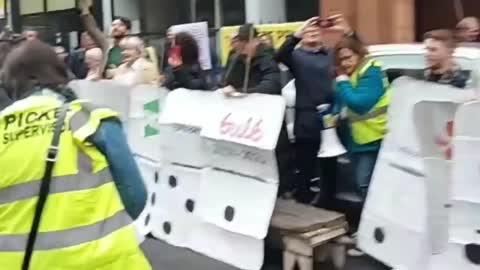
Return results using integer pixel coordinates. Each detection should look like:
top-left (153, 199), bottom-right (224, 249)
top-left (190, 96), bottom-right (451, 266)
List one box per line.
top-left (335, 37), bottom-right (390, 202)
top-left (0, 41), bottom-right (152, 269)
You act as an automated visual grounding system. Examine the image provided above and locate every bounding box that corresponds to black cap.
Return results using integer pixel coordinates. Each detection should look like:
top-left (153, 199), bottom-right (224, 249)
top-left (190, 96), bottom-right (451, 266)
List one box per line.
top-left (237, 23), bottom-right (258, 41)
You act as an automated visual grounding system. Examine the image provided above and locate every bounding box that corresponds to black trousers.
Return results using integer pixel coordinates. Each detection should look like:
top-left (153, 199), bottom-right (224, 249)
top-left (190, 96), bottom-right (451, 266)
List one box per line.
top-left (276, 123), bottom-right (296, 196)
top-left (294, 139), bottom-right (338, 209)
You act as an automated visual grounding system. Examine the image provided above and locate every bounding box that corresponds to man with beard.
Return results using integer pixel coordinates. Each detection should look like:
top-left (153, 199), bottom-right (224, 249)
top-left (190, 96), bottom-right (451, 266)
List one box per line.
top-left (79, 0), bottom-right (131, 78)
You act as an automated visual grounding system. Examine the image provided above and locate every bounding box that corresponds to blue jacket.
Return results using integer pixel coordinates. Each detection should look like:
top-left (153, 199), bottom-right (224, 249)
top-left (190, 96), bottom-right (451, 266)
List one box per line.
top-left (335, 65), bottom-right (386, 153)
top-left (89, 120), bottom-right (147, 220)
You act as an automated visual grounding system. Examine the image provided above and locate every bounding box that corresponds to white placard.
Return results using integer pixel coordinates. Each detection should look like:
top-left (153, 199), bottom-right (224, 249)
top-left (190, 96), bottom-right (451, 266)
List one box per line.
top-left (170, 22), bottom-right (212, 71)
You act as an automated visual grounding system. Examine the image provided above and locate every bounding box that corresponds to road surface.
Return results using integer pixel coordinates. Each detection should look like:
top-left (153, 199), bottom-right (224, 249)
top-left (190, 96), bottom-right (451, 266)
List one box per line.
top-left (141, 238), bottom-right (390, 270)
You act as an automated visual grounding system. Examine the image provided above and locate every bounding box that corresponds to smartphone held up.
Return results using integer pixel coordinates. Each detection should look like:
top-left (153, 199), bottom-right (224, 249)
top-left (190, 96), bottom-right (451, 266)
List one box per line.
top-left (317, 18), bottom-right (335, 29)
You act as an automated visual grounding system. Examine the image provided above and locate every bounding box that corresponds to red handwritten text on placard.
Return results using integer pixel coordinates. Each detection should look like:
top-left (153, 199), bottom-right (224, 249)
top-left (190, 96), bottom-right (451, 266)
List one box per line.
top-left (219, 113), bottom-right (264, 142)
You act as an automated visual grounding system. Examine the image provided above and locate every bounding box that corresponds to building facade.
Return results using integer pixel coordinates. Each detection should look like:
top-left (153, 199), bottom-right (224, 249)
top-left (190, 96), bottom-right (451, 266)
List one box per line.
top-left (7, 0), bottom-right (480, 46)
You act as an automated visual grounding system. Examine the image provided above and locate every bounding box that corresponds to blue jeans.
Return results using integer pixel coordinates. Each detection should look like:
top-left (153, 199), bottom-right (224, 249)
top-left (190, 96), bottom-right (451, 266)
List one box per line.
top-left (351, 151), bottom-right (379, 200)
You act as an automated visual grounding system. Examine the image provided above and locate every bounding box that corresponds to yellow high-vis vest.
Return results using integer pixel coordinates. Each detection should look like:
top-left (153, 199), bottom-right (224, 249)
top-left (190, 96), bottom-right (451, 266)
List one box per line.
top-left (348, 58), bottom-right (391, 145)
top-left (0, 94), bottom-right (152, 270)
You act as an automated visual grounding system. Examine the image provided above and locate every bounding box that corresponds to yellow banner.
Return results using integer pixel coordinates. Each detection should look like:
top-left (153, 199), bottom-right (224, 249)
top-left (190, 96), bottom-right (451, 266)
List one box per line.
top-left (219, 22), bottom-right (303, 66)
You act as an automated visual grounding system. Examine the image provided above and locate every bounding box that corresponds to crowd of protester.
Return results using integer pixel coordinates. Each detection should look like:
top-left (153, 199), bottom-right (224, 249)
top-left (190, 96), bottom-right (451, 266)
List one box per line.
top-left (0, 0), bottom-right (478, 258)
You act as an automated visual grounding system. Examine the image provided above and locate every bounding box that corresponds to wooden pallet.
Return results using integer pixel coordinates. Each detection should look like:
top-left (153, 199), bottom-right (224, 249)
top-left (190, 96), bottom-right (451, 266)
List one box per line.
top-left (270, 199), bottom-right (349, 270)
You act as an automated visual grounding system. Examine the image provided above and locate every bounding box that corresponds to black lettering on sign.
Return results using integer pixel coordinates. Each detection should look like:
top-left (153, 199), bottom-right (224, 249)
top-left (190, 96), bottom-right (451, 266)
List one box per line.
top-left (2, 122), bottom-right (65, 145)
top-left (4, 115), bottom-right (16, 130)
top-left (26, 112), bottom-right (38, 124)
top-left (212, 142), bottom-right (267, 165)
top-left (172, 124), bottom-right (201, 135)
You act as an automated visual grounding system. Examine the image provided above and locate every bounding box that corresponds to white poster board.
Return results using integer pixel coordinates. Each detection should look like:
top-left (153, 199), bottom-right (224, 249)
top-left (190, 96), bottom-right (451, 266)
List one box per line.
top-left (170, 22), bottom-right (212, 70)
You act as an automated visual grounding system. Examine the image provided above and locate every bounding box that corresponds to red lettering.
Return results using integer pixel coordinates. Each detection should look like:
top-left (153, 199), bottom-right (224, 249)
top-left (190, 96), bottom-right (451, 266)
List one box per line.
top-left (245, 119), bottom-right (264, 142)
top-left (234, 118), bottom-right (252, 138)
top-left (218, 113), bottom-right (264, 142)
top-left (220, 113), bottom-right (233, 135)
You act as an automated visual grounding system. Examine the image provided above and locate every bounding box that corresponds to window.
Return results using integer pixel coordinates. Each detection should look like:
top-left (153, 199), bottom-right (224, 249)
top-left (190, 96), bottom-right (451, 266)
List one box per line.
top-left (196, 0), bottom-right (214, 27)
top-left (286, 0), bottom-right (318, 22)
top-left (20, 0), bottom-right (43, 15)
top-left (221, 0), bottom-right (245, 26)
top-left (46, 0), bottom-right (75, 11)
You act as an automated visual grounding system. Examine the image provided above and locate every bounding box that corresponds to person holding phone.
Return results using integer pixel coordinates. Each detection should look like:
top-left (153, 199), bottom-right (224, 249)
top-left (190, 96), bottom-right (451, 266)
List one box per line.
top-left (163, 32), bottom-right (208, 90)
top-left (275, 14), bottom-right (357, 205)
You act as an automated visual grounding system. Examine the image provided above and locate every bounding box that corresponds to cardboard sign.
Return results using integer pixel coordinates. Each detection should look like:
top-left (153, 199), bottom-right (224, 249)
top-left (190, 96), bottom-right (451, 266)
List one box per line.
top-left (170, 22), bottom-right (212, 70)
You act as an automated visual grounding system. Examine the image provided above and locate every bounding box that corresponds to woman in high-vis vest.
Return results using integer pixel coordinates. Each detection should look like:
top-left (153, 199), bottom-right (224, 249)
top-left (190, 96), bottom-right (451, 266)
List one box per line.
top-left (0, 41), bottom-right (152, 269)
top-left (334, 37), bottom-right (390, 201)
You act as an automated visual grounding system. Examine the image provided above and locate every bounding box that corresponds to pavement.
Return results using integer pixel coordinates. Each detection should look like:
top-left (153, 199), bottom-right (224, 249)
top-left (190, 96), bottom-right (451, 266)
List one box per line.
top-left (141, 238), bottom-right (391, 270)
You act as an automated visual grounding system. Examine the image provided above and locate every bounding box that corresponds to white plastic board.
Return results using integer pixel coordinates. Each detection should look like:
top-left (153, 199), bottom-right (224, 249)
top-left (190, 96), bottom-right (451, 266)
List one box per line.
top-left (359, 154), bottom-right (429, 270)
top-left (69, 80), bottom-right (131, 123)
top-left (189, 222), bottom-right (265, 270)
top-left (129, 85), bottom-right (168, 118)
top-left (151, 164), bottom-right (203, 247)
top-left (158, 89), bottom-right (222, 167)
top-left (197, 168), bottom-right (278, 239)
top-left (133, 157), bottom-right (162, 242)
top-left (427, 243), bottom-right (480, 270)
top-left (127, 85), bottom-right (168, 161)
top-left (359, 78), bottom-right (474, 267)
top-left (450, 101), bottom-right (480, 246)
top-left (201, 93), bottom-right (286, 181)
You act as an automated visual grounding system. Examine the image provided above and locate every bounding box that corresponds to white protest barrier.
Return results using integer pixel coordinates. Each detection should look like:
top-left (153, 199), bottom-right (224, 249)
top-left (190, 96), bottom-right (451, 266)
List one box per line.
top-left (197, 168), bottom-right (279, 239)
top-left (427, 243), bottom-right (480, 270)
top-left (69, 80), bottom-right (131, 123)
top-left (358, 77), bottom-right (475, 270)
top-left (69, 82), bottom-right (284, 269)
top-left (450, 101), bottom-right (480, 255)
top-left (128, 85), bottom-right (169, 161)
top-left (158, 89), bottom-right (223, 167)
top-left (70, 81), bottom-right (168, 240)
top-left (189, 222), bottom-right (265, 270)
top-left (151, 163), bottom-right (203, 247)
top-left (154, 88), bottom-right (284, 270)
top-left (133, 157), bottom-right (162, 243)
top-left (201, 93), bottom-right (286, 182)
top-left (414, 101), bottom-right (459, 254)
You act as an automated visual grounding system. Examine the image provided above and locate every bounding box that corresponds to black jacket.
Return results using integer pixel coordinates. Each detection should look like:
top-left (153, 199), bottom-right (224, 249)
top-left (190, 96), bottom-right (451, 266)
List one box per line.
top-left (0, 88), bottom-right (11, 111)
top-left (222, 45), bottom-right (281, 95)
top-left (276, 36), bottom-right (335, 141)
top-left (164, 63), bottom-right (209, 90)
top-left (68, 49), bottom-right (88, 79)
